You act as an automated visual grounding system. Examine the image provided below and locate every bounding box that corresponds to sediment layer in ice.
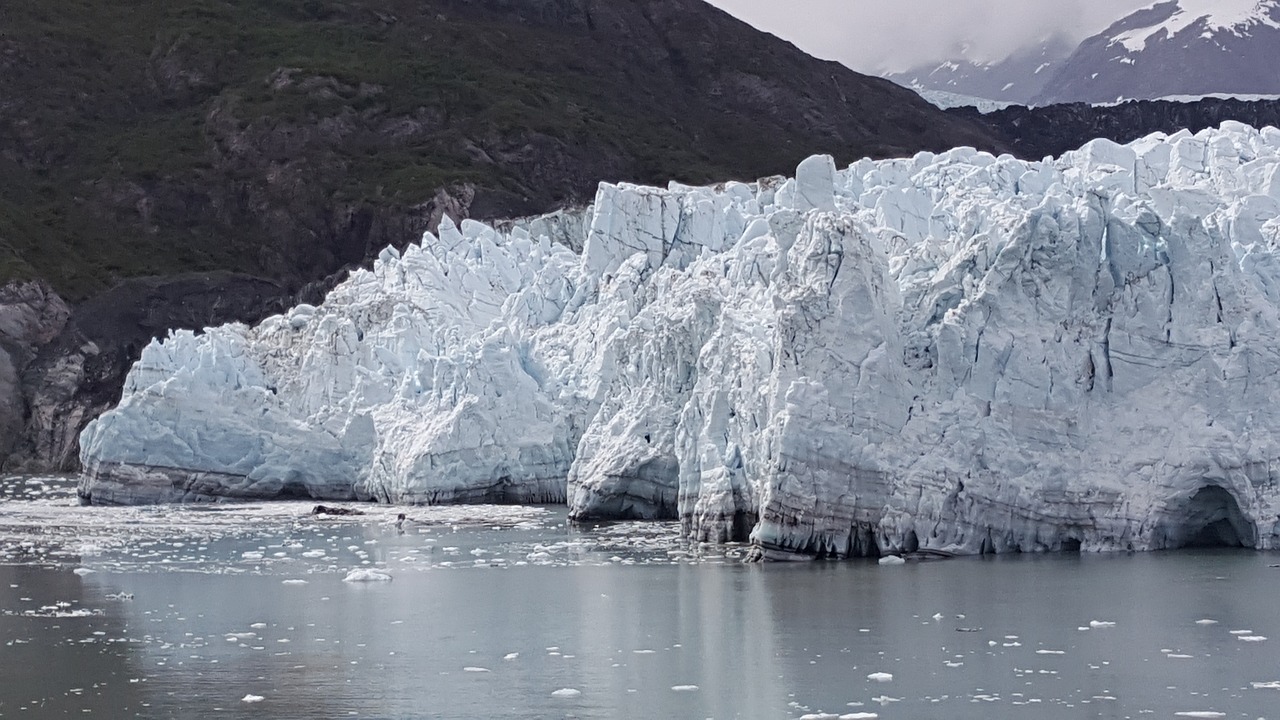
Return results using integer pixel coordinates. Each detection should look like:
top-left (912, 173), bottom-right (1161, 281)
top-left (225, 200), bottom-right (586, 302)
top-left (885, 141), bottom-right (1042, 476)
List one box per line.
top-left (80, 122), bottom-right (1280, 556)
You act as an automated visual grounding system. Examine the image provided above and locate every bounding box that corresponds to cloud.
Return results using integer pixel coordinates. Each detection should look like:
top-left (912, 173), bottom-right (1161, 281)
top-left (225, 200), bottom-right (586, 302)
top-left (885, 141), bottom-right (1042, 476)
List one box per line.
top-left (704, 0), bottom-right (1156, 73)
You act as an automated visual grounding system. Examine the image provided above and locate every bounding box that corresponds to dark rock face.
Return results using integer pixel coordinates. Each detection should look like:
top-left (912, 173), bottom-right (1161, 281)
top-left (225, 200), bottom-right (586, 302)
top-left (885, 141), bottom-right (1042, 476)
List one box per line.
top-left (0, 0), bottom-right (1004, 303)
top-left (0, 281), bottom-right (71, 464)
top-left (951, 97), bottom-right (1280, 160)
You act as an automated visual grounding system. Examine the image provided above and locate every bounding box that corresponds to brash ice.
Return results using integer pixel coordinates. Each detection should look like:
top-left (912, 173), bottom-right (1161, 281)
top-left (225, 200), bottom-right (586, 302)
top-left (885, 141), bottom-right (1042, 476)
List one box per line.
top-left (80, 122), bottom-right (1280, 558)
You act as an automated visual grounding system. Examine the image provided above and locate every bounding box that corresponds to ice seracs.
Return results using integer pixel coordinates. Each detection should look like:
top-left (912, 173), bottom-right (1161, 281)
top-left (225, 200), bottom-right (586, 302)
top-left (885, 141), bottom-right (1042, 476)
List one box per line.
top-left (80, 122), bottom-right (1280, 558)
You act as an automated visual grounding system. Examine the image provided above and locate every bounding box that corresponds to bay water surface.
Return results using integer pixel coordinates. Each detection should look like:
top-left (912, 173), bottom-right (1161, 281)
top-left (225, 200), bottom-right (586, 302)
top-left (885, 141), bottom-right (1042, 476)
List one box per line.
top-left (2, 476), bottom-right (1278, 719)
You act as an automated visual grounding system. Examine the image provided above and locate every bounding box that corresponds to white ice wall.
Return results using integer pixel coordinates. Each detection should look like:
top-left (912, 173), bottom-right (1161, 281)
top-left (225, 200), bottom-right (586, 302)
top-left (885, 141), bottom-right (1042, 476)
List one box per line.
top-left (80, 122), bottom-right (1280, 557)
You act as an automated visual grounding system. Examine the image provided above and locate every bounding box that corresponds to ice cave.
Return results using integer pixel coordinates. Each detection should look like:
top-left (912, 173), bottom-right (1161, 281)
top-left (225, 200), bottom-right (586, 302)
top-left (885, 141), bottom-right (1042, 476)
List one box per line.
top-left (1155, 485), bottom-right (1256, 549)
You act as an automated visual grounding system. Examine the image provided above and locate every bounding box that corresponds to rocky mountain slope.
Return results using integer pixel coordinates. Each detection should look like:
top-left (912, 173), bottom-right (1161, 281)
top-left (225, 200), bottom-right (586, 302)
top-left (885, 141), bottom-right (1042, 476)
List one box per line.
top-left (0, 0), bottom-right (1005, 471)
top-left (80, 123), bottom-right (1280, 559)
top-left (0, 0), bottom-right (1001, 301)
top-left (1037, 0), bottom-right (1280, 105)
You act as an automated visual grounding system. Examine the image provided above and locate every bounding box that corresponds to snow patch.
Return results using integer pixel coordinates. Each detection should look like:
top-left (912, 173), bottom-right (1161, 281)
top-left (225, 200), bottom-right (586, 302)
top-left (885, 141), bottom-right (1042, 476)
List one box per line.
top-left (1111, 0), bottom-right (1280, 52)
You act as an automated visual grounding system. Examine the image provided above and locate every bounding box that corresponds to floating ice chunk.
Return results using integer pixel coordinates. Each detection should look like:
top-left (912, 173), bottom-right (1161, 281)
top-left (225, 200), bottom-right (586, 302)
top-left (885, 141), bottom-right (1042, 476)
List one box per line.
top-left (1230, 629), bottom-right (1254, 635)
top-left (671, 685), bottom-right (699, 692)
top-left (463, 667), bottom-right (490, 672)
top-left (877, 556), bottom-right (905, 566)
top-left (343, 569), bottom-right (392, 583)
top-left (1036, 650), bottom-right (1065, 655)
top-left (1088, 620), bottom-right (1116, 628)
top-left (866, 672), bottom-right (893, 682)
top-left (281, 579), bottom-right (308, 585)
top-left (1173, 713), bottom-right (1225, 718)
top-left (241, 694), bottom-right (264, 703)
top-left (551, 688), bottom-right (581, 698)
top-left (839, 714), bottom-right (879, 720)
top-left (1251, 681), bottom-right (1280, 689)
top-left (1238, 635), bottom-right (1267, 642)
top-left (1195, 619), bottom-right (1219, 625)
top-left (503, 652), bottom-right (519, 660)
top-left (72, 567), bottom-right (95, 576)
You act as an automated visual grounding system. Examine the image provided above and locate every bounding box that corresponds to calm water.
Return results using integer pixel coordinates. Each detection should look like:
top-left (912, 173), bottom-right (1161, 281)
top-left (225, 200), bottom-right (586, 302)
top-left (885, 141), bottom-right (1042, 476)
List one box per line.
top-left (2, 476), bottom-right (1279, 719)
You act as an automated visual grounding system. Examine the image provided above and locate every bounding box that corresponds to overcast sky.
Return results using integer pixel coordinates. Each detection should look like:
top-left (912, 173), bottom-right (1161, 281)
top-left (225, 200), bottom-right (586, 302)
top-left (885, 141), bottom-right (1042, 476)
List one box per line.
top-left (704, 0), bottom-right (1158, 73)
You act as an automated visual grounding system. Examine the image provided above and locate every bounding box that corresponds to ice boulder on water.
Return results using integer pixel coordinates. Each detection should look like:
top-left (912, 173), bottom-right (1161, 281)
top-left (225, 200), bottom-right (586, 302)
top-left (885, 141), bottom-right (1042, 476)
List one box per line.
top-left (79, 123), bottom-right (1280, 558)
top-left (343, 569), bottom-right (392, 583)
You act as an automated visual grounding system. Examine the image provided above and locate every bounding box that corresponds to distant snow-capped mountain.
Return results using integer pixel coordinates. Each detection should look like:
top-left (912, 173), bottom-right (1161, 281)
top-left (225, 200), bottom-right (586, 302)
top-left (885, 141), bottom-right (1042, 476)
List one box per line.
top-left (1034, 0), bottom-right (1280, 104)
top-left (885, 35), bottom-right (1073, 105)
top-left (887, 0), bottom-right (1280, 108)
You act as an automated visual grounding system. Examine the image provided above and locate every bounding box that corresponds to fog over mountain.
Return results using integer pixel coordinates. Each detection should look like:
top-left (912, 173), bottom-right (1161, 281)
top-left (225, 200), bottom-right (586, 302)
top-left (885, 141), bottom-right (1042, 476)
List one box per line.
top-left (704, 0), bottom-right (1153, 73)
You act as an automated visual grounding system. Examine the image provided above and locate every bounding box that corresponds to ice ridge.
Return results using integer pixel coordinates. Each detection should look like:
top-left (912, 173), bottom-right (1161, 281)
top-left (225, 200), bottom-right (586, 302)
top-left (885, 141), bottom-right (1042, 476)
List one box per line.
top-left (80, 122), bottom-right (1280, 558)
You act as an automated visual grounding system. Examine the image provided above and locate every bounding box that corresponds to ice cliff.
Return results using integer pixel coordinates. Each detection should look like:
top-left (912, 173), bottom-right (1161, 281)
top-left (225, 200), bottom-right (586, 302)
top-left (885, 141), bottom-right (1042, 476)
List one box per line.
top-left (80, 122), bottom-right (1280, 557)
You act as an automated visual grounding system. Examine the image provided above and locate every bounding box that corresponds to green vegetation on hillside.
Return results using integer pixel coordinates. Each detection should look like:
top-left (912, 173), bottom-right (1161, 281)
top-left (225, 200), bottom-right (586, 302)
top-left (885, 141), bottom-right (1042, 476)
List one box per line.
top-left (0, 0), bottom-right (998, 300)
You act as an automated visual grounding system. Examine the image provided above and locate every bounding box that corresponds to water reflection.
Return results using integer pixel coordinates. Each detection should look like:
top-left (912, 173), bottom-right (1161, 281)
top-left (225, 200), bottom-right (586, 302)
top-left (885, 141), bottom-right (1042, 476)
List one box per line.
top-left (0, 564), bottom-right (147, 715)
top-left (2, 476), bottom-right (1280, 719)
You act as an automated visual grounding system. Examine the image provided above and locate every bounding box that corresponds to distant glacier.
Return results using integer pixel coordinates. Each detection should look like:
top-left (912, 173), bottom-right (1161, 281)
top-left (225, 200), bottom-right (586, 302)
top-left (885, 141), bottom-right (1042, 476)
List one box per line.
top-left (80, 122), bottom-right (1280, 558)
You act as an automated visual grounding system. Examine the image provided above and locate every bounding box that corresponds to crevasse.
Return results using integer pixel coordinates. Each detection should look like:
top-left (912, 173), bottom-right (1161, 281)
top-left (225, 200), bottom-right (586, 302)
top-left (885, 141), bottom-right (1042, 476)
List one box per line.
top-left (80, 122), bottom-right (1280, 557)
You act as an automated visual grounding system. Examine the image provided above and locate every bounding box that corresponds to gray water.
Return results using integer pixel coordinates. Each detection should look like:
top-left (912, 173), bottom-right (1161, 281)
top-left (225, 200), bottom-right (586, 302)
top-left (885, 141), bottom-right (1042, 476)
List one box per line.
top-left (2, 476), bottom-right (1279, 719)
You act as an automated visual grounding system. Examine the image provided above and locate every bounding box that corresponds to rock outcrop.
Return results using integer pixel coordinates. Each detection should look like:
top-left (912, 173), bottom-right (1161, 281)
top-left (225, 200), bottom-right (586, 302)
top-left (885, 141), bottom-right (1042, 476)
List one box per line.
top-left (80, 122), bottom-right (1280, 557)
top-left (0, 281), bottom-right (71, 463)
top-left (1, 274), bottom-right (292, 472)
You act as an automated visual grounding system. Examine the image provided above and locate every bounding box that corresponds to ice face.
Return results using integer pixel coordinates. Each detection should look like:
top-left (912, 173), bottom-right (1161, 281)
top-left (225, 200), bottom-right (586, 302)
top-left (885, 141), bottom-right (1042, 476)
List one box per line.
top-left (80, 122), bottom-right (1280, 558)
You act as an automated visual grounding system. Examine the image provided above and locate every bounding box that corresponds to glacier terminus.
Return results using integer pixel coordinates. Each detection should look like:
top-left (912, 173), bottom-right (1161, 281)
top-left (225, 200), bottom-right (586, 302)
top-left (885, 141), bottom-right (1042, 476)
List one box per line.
top-left (79, 122), bottom-right (1280, 559)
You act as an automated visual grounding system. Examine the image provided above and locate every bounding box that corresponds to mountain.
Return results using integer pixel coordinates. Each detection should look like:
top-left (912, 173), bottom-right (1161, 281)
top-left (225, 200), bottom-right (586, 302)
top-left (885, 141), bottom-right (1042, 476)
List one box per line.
top-left (0, 0), bottom-right (1006, 472)
top-left (885, 35), bottom-right (1074, 106)
top-left (1035, 0), bottom-right (1280, 105)
top-left (0, 0), bottom-right (1002, 303)
top-left (80, 124), bottom-right (1280, 559)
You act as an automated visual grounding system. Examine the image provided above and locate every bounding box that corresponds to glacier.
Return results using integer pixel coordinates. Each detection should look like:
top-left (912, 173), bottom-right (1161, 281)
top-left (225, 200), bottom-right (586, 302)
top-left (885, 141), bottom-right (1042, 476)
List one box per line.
top-left (79, 121), bottom-right (1280, 558)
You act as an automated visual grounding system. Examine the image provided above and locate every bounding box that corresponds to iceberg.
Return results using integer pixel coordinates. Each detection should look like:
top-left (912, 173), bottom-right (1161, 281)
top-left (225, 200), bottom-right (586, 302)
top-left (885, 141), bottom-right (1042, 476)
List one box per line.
top-left (80, 122), bottom-right (1280, 557)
